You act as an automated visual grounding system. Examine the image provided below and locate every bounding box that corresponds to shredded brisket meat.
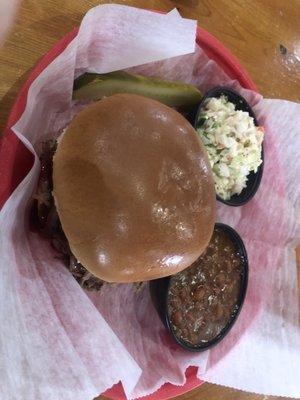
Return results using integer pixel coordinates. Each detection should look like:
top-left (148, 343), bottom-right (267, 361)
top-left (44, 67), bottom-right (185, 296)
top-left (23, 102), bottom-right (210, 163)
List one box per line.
top-left (32, 140), bottom-right (104, 291)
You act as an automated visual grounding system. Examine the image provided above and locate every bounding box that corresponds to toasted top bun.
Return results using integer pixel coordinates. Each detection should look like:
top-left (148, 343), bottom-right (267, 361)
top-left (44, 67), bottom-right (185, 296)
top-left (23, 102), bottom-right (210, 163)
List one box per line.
top-left (53, 94), bottom-right (215, 282)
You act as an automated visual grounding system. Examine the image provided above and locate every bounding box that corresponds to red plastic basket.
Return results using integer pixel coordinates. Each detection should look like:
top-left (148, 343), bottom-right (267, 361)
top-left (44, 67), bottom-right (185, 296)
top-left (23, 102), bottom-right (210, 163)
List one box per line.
top-left (0, 25), bottom-right (256, 400)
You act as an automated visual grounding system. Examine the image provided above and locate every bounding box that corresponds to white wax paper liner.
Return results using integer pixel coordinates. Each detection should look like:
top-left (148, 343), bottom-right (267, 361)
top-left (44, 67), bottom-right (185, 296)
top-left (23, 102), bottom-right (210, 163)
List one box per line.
top-left (0, 4), bottom-right (299, 400)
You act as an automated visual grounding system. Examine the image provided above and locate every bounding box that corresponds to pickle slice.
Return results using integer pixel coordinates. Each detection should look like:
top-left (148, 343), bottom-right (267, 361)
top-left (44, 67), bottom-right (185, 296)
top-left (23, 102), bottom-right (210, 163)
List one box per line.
top-left (73, 71), bottom-right (202, 108)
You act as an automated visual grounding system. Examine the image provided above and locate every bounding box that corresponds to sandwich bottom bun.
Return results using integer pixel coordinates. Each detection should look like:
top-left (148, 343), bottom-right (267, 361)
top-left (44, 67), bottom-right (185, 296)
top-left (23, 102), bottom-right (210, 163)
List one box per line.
top-left (53, 94), bottom-right (215, 282)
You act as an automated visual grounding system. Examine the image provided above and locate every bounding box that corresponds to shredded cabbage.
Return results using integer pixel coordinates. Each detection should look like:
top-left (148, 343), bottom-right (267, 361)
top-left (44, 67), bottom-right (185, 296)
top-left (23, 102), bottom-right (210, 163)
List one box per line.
top-left (196, 95), bottom-right (264, 200)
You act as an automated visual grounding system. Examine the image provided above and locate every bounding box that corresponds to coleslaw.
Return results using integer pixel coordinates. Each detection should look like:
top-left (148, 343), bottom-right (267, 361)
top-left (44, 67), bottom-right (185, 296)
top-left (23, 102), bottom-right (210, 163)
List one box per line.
top-left (196, 95), bottom-right (264, 200)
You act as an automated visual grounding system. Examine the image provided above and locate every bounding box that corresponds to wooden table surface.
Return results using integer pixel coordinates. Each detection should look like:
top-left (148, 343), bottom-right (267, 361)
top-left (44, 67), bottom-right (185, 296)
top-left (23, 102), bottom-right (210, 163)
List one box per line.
top-left (0, 1), bottom-right (299, 400)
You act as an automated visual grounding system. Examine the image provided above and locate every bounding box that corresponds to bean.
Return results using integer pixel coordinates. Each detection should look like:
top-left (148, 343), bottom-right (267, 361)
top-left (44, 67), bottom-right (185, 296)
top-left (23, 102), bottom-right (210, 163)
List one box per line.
top-left (215, 272), bottom-right (226, 286)
top-left (171, 310), bottom-right (183, 326)
top-left (193, 286), bottom-right (206, 300)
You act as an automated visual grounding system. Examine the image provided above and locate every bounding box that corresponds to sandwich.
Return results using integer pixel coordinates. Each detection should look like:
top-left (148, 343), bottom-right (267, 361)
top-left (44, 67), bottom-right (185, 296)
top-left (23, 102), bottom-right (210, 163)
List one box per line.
top-left (33, 93), bottom-right (215, 289)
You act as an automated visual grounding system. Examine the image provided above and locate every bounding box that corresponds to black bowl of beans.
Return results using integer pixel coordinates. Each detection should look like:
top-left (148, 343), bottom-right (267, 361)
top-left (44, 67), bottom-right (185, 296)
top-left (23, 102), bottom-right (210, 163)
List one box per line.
top-left (149, 223), bottom-right (248, 351)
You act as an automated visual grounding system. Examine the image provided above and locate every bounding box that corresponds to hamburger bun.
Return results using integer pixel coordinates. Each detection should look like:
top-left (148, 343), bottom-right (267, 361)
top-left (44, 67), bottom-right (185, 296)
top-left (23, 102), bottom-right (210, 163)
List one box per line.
top-left (53, 94), bottom-right (215, 282)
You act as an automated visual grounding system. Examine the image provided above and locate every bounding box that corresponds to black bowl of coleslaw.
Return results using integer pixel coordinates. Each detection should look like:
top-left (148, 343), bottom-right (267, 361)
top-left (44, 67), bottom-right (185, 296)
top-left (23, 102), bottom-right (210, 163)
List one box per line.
top-left (195, 87), bottom-right (264, 206)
